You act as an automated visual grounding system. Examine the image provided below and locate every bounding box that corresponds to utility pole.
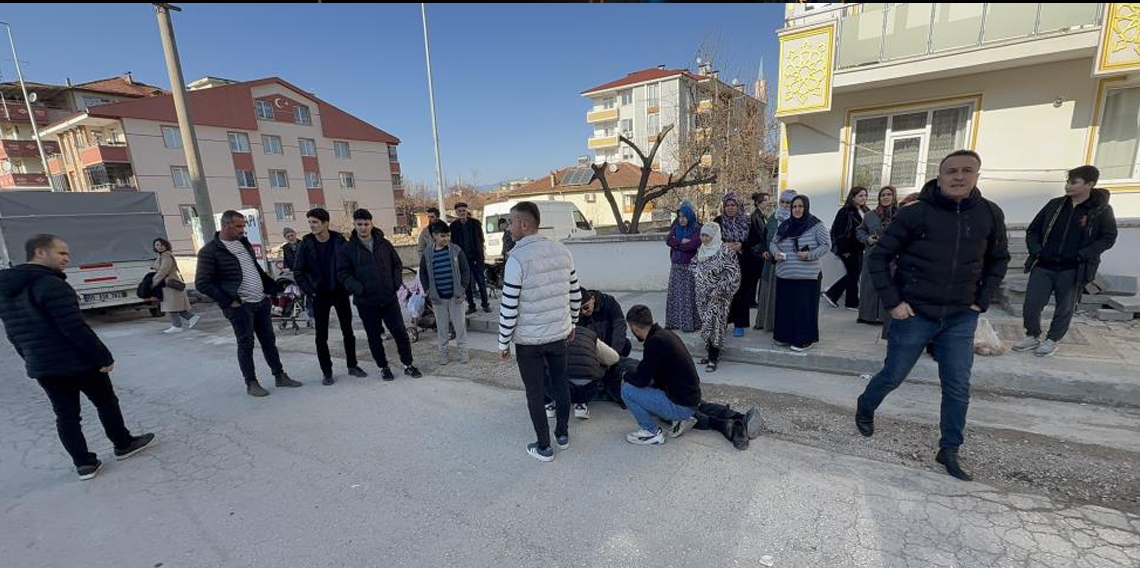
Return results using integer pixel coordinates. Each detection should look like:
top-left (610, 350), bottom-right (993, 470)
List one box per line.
top-left (154, 3), bottom-right (215, 238)
top-left (0, 22), bottom-right (55, 191)
top-left (421, 3), bottom-right (446, 214)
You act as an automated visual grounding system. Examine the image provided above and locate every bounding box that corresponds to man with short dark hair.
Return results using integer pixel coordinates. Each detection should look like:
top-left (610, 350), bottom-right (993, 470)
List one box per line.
top-left (1014, 165), bottom-right (1117, 358)
top-left (293, 207), bottom-right (368, 385)
top-left (338, 208), bottom-right (422, 380)
top-left (197, 210), bottom-right (301, 397)
top-left (450, 201), bottom-right (490, 314)
top-left (419, 220), bottom-right (471, 365)
top-left (579, 288), bottom-right (631, 357)
top-left (498, 201), bottom-right (582, 462)
top-left (0, 234), bottom-right (155, 480)
top-left (857, 150), bottom-right (1010, 481)
top-left (417, 207), bottom-right (442, 256)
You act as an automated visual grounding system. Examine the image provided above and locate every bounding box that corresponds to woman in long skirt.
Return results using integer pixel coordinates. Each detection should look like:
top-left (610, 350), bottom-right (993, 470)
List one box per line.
top-left (694, 223), bottom-right (741, 372)
top-left (665, 202), bottom-right (701, 332)
top-left (771, 195), bottom-right (830, 351)
top-left (714, 193), bottom-right (754, 337)
top-left (754, 189), bottom-right (796, 331)
top-left (857, 186), bottom-right (897, 325)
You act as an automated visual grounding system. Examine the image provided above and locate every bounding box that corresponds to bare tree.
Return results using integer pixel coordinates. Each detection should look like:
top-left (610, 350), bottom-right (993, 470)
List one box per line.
top-left (590, 123), bottom-right (717, 234)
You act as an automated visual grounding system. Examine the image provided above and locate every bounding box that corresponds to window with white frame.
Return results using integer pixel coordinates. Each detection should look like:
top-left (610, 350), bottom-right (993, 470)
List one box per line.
top-left (275, 203), bottom-right (295, 221)
top-left (305, 171), bottom-right (321, 188)
top-left (585, 193), bottom-right (596, 203)
top-left (293, 105), bottom-right (312, 125)
top-left (262, 135), bottom-right (283, 155)
top-left (621, 146), bottom-right (634, 161)
top-left (298, 138), bottom-right (317, 157)
top-left (1093, 85), bottom-right (1140, 183)
top-left (849, 103), bottom-right (973, 192)
top-left (179, 204), bottom-right (198, 226)
top-left (255, 101), bottom-right (274, 120)
top-left (161, 126), bottom-right (181, 149)
top-left (343, 200), bottom-right (358, 215)
top-left (392, 173), bottom-right (402, 188)
top-left (603, 97), bottom-right (615, 109)
top-left (620, 119), bottom-right (633, 137)
top-left (269, 169), bottom-right (289, 188)
top-left (334, 141), bottom-right (351, 159)
top-left (647, 83), bottom-right (659, 107)
top-left (236, 170), bottom-right (257, 188)
top-left (83, 96), bottom-right (111, 109)
top-left (227, 132), bottom-right (250, 153)
top-left (339, 171), bottom-right (355, 189)
top-left (620, 90), bottom-right (632, 106)
top-left (647, 114), bottom-right (660, 136)
top-left (388, 145), bottom-right (398, 161)
top-left (171, 166), bottom-right (191, 188)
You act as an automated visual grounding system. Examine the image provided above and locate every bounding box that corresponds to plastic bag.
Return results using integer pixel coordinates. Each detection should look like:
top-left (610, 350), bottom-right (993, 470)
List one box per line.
top-left (973, 317), bottom-right (1006, 356)
top-left (406, 292), bottom-right (426, 319)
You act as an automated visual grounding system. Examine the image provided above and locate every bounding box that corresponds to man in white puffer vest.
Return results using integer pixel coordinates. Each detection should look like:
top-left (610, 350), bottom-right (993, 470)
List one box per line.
top-left (497, 201), bottom-right (582, 462)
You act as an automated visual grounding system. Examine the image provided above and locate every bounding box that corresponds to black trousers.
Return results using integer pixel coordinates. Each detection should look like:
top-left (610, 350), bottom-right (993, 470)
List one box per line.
top-left (226, 299), bottom-right (284, 384)
top-left (313, 290), bottom-right (358, 375)
top-left (826, 253), bottom-right (862, 308)
top-left (1023, 267), bottom-right (1081, 342)
top-left (358, 302), bottom-right (414, 368)
top-left (465, 258), bottom-right (489, 310)
top-left (516, 341), bottom-right (570, 449)
top-left (37, 372), bottom-right (134, 467)
top-left (693, 401), bottom-right (744, 442)
top-left (729, 259), bottom-right (759, 329)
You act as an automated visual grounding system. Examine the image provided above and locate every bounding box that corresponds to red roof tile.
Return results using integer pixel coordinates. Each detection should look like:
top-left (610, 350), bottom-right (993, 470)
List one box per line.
top-left (581, 68), bottom-right (706, 96)
top-left (506, 163), bottom-right (669, 198)
top-left (74, 76), bottom-right (166, 98)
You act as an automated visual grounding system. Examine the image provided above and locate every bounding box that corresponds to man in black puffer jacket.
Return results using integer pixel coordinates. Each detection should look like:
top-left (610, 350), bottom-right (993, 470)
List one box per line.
top-left (0, 234), bottom-right (155, 480)
top-left (196, 210), bottom-right (301, 397)
top-left (857, 150), bottom-right (1010, 482)
top-left (337, 208), bottom-right (421, 380)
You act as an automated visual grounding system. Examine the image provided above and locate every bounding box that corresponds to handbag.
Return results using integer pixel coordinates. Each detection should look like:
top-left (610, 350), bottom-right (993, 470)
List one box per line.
top-left (167, 278), bottom-right (186, 292)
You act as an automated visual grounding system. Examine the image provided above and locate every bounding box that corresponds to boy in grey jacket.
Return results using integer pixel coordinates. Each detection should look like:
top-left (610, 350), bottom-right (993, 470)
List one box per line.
top-left (419, 221), bottom-right (471, 365)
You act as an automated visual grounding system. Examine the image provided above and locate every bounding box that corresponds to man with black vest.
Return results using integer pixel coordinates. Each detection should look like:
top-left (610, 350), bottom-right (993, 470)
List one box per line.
top-left (557, 324), bottom-right (622, 420)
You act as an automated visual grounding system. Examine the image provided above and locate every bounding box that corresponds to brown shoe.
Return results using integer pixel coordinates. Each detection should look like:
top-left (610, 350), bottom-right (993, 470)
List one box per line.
top-left (275, 372), bottom-right (302, 388)
top-left (247, 381), bottom-right (270, 397)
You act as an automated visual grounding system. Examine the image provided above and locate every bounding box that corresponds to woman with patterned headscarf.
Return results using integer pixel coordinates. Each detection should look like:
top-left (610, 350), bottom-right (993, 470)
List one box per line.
top-left (665, 201), bottom-right (701, 332)
top-left (770, 195), bottom-right (831, 352)
top-left (713, 192), bottom-right (755, 337)
top-left (753, 189), bottom-right (797, 331)
top-left (694, 222), bottom-right (741, 372)
top-left (856, 186), bottom-right (898, 325)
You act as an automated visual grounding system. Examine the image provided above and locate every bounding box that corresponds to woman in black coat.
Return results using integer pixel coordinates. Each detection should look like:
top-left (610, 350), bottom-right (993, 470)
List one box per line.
top-left (824, 186), bottom-right (869, 310)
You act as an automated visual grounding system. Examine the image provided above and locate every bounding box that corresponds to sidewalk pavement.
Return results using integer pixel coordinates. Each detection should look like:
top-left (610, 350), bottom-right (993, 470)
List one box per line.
top-left (467, 292), bottom-right (1140, 408)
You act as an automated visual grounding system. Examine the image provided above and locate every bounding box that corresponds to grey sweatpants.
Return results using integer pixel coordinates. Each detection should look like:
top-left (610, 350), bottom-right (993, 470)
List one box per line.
top-left (434, 295), bottom-right (468, 352)
top-left (1023, 267), bottom-right (1081, 342)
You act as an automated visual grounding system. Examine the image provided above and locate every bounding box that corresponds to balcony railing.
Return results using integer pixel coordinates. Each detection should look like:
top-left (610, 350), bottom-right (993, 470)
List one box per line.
top-left (836, 3), bottom-right (1104, 70)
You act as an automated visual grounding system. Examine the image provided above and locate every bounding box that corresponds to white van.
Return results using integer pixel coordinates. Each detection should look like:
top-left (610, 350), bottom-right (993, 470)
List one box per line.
top-left (482, 200), bottom-right (596, 263)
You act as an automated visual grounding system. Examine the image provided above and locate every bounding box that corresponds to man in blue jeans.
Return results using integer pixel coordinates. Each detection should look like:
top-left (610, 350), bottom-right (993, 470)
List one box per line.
top-left (620, 305), bottom-right (705, 445)
top-left (857, 150), bottom-right (1010, 481)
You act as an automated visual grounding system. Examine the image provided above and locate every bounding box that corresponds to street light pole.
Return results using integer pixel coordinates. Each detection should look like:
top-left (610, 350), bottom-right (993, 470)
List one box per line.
top-left (421, 3), bottom-right (446, 214)
top-left (154, 3), bottom-right (216, 238)
top-left (0, 22), bottom-right (55, 191)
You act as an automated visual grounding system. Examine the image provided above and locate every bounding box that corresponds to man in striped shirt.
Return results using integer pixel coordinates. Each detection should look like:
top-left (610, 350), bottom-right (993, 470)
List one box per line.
top-left (497, 201), bottom-right (581, 462)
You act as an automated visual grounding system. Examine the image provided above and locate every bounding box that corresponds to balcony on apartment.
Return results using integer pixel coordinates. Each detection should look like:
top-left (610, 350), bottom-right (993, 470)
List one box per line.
top-left (0, 139), bottom-right (60, 160)
top-left (798, 3), bottom-right (1105, 91)
top-left (0, 172), bottom-right (50, 189)
top-left (0, 103), bottom-right (50, 125)
top-left (83, 162), bottom-right (137, 191)
top-left (586, 106), bottom-right (619, 124)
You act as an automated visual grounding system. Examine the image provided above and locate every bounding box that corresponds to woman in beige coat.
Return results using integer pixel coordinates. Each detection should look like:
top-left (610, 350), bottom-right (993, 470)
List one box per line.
top-left (152, 238), bottom-right (198, 333)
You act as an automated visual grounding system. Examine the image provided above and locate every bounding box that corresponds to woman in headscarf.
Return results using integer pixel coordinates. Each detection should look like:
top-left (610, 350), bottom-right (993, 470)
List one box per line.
top-left (753, 189), bottom-right (797, 332)
top-left (694, 222), bottom-right (741, 372)
top-left (824, 186), bottom-right (870, 310)
top-left (665, 201), bottom-right (701, 332)
top-left (856, 186), bottom-right (898, 325)
top-left (713, 192), bottom-right (754, 337)
top-left (770, 195), bottom-right (831, 352)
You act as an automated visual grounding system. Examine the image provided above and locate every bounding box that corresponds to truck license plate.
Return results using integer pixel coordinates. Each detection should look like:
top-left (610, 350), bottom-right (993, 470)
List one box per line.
top-left (84, 290), bottom-right (128, 303)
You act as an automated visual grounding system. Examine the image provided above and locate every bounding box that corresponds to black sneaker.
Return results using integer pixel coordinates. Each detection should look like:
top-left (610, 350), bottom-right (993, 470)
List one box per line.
top-left (347, 366), bottom-right (368, 378)
top-left (743, 407), bottom-right (764, 439)
top-left (555, 434), bottom-right (570, 450)
top-left (274, 372), bottom-right (302, 388)
top-left (855, 400), bottom-right (875, 437)
top-left (380, 367), bottom-right (395, 381)
top-left (322, 374), bottom-right (336, 386)
top-left (115, 433), bottom-right (157, 461)
top-left (465, 306), bottom-right (477, 316)
top-left (247, 381), bottom-right (270, 397)
top-left (730, 419), bottom-right (749, 450)
top-left (526, 443), bottom-right (554, 462)
top-left (481, 304), bottom-right (492, 313)
top-left (936, 448), bottom-right (973, 481)
top-left (77, 460), bottom-right (103, 481)
top-left (404, 365), bottom-right (422, 378)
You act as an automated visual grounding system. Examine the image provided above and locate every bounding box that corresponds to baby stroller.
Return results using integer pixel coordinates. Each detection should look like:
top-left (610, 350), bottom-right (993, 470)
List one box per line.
top-left (270, 276), bottom-right (310, 333)
top-left (398, 267), bottom-right (435, 343)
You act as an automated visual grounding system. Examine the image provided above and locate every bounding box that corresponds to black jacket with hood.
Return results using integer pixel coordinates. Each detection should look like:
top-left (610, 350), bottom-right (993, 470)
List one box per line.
top-left (0, 264), bottom-right (114, 379)
top-left (337, 227), bottom-right (403, 307)
top-left (195, 233), bottom-right (278, 311)
top-left (868, 179), bottom-right (1010, 320)
top-left (1025, 188), bottom-right (1117, 284)
top-left (293, 231), bottom-right (347, 295)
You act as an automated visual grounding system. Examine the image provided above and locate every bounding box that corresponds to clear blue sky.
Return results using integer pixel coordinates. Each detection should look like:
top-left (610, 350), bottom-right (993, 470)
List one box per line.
top-left (1, 3), bottom-right (783, 190)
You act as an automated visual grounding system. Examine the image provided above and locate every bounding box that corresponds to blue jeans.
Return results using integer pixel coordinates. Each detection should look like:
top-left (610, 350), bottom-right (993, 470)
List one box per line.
top-left (858, 309), bottom-right (979, 449)
top-left (621, 383), bottom-right (695, 433)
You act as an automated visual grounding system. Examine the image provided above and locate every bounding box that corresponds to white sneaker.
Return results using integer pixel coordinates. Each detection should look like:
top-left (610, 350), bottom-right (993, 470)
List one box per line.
top-left (626, 428), bottom-right (665, 445)
top-left (669, 417), bottom-right (697, 438)
top-left (1012, 336), bottom-right (1041, 352)
top-left (790, 343), bottom-right (814, 352)
top-left (163, 326), bottom-right (183, 334)
top-left (1034, 339), bottom-right (1059, 357)
top-left (545, 403), bottom-right (556, 419)
top-left (186, 314), bottom-right (200, 329)
top-left (823, 294), bottom-right (839, 309)
top-left (573, 403), bottom-right (590, 420)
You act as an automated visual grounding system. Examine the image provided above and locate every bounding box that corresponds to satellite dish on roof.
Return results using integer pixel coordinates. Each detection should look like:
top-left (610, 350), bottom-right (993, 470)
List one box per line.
top-left (27, 92), bottom-right (37, 103)
top-left (608, 163), bottom-right (618, 173)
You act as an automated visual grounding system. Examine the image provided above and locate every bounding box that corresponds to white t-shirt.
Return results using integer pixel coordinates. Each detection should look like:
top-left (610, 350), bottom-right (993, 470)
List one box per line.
top-left (221, 239), bottom-right (265, 303)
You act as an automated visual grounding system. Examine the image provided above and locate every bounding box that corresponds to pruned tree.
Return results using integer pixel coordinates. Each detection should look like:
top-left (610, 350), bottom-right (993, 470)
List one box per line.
top-left (590, 124), bottom-right (717, 234)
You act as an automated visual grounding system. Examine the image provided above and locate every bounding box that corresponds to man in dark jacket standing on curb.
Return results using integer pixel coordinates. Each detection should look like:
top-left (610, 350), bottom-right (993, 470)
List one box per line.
top-left (196, 210), bottom-right (301, 397)
top-left (0, 234), bottom-right (155, 480)
top-left (293, 208), bottom-right (368, 385)
top-left (1014, 165), bottom-right (1117, 358)
top-left (856, 150), bottom-right (1010, 481)
top-left (337, 208), bottom-right (422, 380)
top-left (450, 202), bottom-right (490, 315)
